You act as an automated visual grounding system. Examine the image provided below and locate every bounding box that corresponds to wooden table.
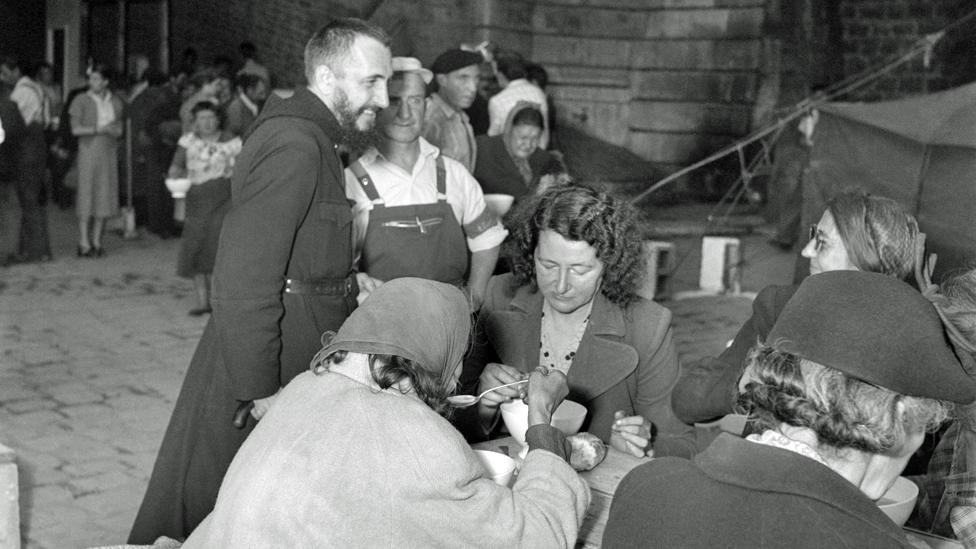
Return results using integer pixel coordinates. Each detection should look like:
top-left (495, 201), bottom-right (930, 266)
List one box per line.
top-left (472, 436), bottom-right (650, 548)
top-left (473, 436), bottom-right (963, 549)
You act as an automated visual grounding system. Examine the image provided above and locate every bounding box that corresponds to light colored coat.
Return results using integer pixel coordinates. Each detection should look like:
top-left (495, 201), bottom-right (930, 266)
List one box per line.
top-left (184, 370), bottom-right (590, 548)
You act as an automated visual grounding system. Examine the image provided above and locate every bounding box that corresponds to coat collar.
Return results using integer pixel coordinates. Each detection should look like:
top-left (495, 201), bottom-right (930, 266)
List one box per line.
top-left (249, 86), bottom-right (343, 143)
top-left (489, 284), bottom-right (637, 400)
top-left (698, 434), bottom-right (913, 544)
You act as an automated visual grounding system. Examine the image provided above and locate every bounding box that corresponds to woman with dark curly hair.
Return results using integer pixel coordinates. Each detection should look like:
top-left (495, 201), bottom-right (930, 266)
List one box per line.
top-left (673, 191), bottom-right (921, 425)
top-left (456, 185), bottom-right (696, 458)
top-left (182, 277), bottom-right (589, 547)
top-left (605, 270), bottom-right (974, 548)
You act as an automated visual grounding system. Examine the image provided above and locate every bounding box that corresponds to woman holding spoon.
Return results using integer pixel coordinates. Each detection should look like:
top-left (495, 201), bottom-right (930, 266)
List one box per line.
top-left (456, 186), bottom-right (696, 458)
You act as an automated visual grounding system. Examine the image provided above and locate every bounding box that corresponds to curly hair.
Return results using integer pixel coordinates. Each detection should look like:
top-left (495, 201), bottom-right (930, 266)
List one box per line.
top-left (736, 345), bottom-right (951, 455)
top-left (506, 185), bottom-right (645, 307)
top-left (826, 192), bottom-right (919, 281)
top-left (312, 350), bottom-right (455, 418)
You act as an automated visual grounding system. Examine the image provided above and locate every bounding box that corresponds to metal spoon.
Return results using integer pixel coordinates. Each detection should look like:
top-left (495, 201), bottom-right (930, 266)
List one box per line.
top-left (447, 380), bottom-right (528, 408)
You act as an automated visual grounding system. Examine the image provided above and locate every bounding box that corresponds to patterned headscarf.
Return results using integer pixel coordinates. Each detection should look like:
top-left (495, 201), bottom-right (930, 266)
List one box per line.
top-left (827, 191), bottom-right (919, 280)
top-left (313, 278), bottom-right (471, 388)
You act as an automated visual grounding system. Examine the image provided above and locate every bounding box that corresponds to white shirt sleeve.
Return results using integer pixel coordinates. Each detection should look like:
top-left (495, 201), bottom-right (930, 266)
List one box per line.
top-left (10, 83), bottom-right (42, 125)
top-left (487, 95), bottom-right (506, 137)
top-left (444, 158), bottom-right (508, 253)
top-left (0, 115), bottom-right (5, 145)
top-left (343, 168), bottom-right (373, 266)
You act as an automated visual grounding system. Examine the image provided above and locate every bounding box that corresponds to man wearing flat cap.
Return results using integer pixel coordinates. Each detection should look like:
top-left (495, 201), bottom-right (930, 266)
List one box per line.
top-left (423, 48), bottom-right (483, 173)
top-left (604, 270), bottom-right (976, 549)
top-left (345, 57), bottom-right (507, 309)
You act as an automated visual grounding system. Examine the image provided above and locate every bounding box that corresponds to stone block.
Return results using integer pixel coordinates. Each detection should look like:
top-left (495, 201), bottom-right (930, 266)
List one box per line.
top-left (554, 100), bottom-right (631, 146)
top-left (476, 0), bottom-right (535, 31)
top-left (533, 35), bottom-right (632, 68)
top-left (0, 444), bottom-right (18, 549)
top-left (548, 65), bottom-right (631, 88)
top-left (627, 131), bottom-right (734, 164)
top-left (631, 39), bottom-right (761, 70)
top-left (632, 70), bottom-right (757, 103)
top-left (532, 5), bottom-right (647, 38)
top-left (629, 101), bottom-right (753, 134)
top-left (645, 8), bottom-right (764, 39)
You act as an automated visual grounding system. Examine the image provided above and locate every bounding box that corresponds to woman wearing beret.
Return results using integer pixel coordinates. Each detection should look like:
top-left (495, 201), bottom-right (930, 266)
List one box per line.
top-left (604, 270), bottom-right (975, 548)
top-left (457, 186), bottom-right (696, 458)
top-left (183, 278), bottom-right (589, 547)
top-left (672, 191), bottom-right (921, 425)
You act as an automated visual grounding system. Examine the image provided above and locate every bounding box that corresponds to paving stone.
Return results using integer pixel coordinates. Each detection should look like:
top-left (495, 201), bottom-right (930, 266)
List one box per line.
top-left (68, 471), bottom-right (135, 496)
top-left (2, 397), bottom-right (57, 414)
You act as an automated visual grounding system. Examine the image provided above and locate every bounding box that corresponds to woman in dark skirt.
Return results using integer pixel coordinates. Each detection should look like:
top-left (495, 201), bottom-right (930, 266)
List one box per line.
top-left (168, 101), bottom-right (242, 315)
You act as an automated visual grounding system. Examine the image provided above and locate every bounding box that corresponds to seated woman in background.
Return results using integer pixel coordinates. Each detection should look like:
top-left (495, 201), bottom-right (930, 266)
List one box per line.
top-left (604, 270), bottom-right (975, 548)
top-left (908, 264), bottom-right (976, 546)
top-left (168, 100), bottom-right (242, 316)
top-left (672, 191), bottom-right (920, 425)
top-left (474, 101), bottom-right (567, 204)
top-left (456, 185), bottom-right (696, 458)
top-left (182, 278), bottom-right (589, 548)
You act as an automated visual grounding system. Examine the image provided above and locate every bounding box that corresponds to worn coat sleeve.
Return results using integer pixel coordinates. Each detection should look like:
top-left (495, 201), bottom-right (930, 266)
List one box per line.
top-left (629, 305), bottom-right (697, 458)
top-left (671, 284), bottom-right (799, 424)
top-left (211, 121), bottom-right (321, 401)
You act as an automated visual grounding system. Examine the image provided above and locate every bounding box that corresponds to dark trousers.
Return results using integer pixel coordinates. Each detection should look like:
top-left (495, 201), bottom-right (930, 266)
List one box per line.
top-left (15, 128), bottom-right (52, 260)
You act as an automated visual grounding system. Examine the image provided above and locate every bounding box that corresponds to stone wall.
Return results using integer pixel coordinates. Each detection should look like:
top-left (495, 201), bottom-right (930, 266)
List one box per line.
top-left (477, 0), bottom-right (768, 172)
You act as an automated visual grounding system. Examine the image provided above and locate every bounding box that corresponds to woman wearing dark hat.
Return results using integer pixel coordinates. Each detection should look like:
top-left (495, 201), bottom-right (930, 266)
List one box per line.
top-left (182, 278), bottom-right (589, 547)
top-left (604, 270), bottom-right (976, 548)
top-left (672, 191), bottom-right (921, 425)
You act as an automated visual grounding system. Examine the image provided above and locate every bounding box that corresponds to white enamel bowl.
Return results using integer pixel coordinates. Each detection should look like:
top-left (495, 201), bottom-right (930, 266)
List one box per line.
top-left (483, 193), bottom-right (515, 217)
top-left (877, 476), bottom-right (919, 526)
top-left (500, 399), bottom-right (588, 445)
top-left (473, 449), bottom-right (517, 487)
top-left (165, 177), bottom-right (192, 199)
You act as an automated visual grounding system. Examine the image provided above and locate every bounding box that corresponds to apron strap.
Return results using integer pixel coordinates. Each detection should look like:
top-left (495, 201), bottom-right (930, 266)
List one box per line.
top-left (350, 160), bottom-right (383, 204)
top-left (435, 156), bottom-right (448, 202)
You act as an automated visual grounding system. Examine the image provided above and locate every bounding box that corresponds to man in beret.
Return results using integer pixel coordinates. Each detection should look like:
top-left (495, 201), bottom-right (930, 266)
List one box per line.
top-left (423, 48), bottom-right (483, 173)
top-left (604, 270), bottom-right (976, 549)
top-left (345, 57), bottom-right (507, 309)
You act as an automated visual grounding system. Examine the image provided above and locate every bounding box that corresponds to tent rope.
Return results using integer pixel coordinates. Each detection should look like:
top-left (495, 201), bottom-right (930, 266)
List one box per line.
top-left (630, 6), bottom-right (976, 206)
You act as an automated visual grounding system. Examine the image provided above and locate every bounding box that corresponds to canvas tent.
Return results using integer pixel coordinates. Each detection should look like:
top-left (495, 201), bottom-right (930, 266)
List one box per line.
top-left (802, 81), bottom-right (976, 278)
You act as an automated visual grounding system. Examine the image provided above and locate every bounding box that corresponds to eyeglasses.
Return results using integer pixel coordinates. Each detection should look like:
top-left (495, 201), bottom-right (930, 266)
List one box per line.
top-left (809, 224), bottom-right (825, 251)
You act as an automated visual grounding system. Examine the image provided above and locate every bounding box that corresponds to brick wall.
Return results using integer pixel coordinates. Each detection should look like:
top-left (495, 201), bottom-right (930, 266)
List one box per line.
top-left (833, 0), bottom-right (976, 102)
top-left (168, 0), bottom-right (475, 88)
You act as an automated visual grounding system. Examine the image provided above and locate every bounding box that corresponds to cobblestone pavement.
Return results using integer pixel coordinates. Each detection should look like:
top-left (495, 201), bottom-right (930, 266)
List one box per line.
top-left (0, 205), bottom-right (792, 548)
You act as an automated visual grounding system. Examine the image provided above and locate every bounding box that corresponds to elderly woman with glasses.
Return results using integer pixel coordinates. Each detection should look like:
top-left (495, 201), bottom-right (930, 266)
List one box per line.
top-left (671, 191), bottom-right (921, 427)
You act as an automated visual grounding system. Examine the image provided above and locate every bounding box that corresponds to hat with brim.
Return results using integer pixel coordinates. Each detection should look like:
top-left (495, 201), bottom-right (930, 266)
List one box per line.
top-left (766, 270), bottom-right (976, 404)
top-left (392, 57), bottom-right (433, 85)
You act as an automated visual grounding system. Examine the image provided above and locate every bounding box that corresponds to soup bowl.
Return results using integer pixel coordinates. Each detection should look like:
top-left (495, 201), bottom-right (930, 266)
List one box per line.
top-left (876, 476), bottom-right (919, 526)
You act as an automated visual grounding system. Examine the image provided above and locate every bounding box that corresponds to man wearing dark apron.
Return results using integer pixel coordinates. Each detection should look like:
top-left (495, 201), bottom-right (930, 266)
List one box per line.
top-left (346, 57), bottom-right (506, 308)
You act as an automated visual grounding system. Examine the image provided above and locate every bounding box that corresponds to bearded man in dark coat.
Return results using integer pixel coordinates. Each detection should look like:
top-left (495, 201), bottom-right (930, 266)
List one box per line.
top-left (128, 18), bottom-right (393, 543)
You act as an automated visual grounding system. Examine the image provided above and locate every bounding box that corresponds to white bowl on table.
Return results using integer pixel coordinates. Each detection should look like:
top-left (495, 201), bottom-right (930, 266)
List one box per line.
top-left (473, 449), bottom-right (517, 487)
top-left (483, 193), bottom-right (515, 217)
top-left (500, 399), bottom-right (588, 459)
top-left (165, 177), bottom-right (192, 199)
top-left (877, 476), bottom-right (919, 526)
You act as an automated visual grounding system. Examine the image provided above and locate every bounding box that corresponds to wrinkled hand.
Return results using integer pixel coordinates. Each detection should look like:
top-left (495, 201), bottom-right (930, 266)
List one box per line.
top-left (526, 366), bottom-right (569, 426)
top-left (609, 410), bottom-right (653, 457)
top-left (250, 388), bottom-right (282, 421)
top-left (355, 273), bottom-right (384, 305)
top-left (477, 363), bottom-right (527, 414)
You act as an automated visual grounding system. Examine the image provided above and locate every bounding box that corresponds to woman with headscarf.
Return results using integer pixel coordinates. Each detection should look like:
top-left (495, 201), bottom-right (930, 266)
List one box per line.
top-left (672, 191), bottom-right (922, 425)
top-left (474, 101), bottom-right (567, 203)
top-left (604, 270), bottom-right (975, 548)
top-left (457, 186), bottom-right (696, 459)
top-left (182, 277), bottom-right (589, 547)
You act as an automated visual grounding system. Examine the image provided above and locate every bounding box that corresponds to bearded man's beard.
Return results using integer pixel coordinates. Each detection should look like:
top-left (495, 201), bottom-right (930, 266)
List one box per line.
top-left (334, 89), bottom-right (381, 154)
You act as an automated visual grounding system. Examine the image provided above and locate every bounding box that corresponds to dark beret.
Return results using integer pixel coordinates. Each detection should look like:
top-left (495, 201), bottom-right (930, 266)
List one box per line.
top-left (766, 270), bottom-right (976, 403)
top-left (431, 49), bottom-right (484, 75)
